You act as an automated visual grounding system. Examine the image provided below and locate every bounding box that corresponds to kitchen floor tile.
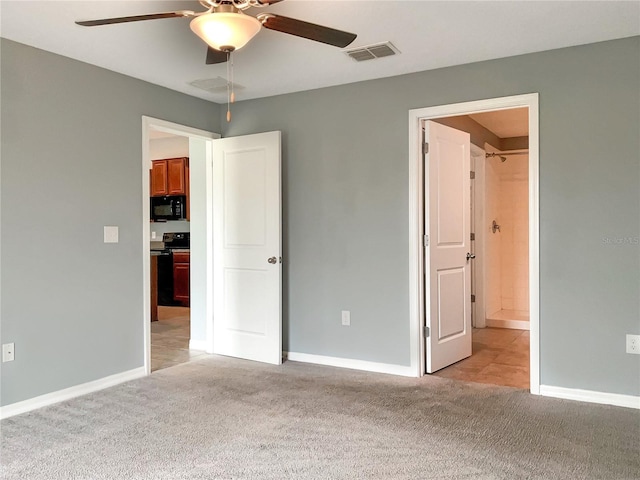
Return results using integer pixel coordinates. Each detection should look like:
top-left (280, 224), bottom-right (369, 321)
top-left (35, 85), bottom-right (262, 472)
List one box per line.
top-left (151, 306), bottom-right (207, 373)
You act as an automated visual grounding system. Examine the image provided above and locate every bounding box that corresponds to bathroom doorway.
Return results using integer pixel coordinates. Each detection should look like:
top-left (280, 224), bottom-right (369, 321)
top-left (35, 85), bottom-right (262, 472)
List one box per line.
top-left (408, 94), bottom-right (539, 392)
top-left (439, 108), bottom-right (530, 388)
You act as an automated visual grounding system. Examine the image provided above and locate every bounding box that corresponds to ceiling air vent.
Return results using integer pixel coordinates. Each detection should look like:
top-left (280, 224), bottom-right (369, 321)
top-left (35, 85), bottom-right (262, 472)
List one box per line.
top-left (189, 76), bottom-right (245, 94)
top-left (345, 42), bottom-right (400, 62)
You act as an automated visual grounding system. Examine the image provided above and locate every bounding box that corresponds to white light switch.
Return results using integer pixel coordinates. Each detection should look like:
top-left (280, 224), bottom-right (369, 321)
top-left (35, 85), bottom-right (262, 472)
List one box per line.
top-left (151, 231), bottom-right (157, 240)
top-left (104, 226), bottom-right (119, 243)
top-left (341, 310), bottom-right (351, 326)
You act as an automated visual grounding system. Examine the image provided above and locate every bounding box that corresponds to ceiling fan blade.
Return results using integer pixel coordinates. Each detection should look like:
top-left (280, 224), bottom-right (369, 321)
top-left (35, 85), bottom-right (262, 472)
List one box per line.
top-left (257, 14), bottom-right (356, 48)
top-left (76, 10), bottom-right (195, 27)
top-left (206, 47), bottom-right (229, 65)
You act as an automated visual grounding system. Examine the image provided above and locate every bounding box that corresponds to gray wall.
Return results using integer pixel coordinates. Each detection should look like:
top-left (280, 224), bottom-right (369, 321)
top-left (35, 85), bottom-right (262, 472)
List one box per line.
top-left (224, 37), bottom-right (640, 396)
top-left (1, 36), bottom-right (638, 406)
top-left (0, 39), bottom-right (220, 406)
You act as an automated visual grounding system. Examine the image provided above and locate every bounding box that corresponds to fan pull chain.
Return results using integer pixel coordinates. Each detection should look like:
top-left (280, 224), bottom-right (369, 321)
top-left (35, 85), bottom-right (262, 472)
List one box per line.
top-left (230, 52), bottom-right (235, 104)
top-left (226, 51), bottom-right (232, 122)
top-left (225, 51), bottom-right (237, 123)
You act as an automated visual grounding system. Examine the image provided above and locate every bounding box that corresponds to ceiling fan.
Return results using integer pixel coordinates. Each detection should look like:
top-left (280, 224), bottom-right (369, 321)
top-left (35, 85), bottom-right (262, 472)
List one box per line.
top-left (76, 0), bottom-right (358, 65)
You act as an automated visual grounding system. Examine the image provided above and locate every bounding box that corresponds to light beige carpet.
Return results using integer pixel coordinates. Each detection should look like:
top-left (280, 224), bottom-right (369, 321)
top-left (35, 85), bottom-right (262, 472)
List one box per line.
top-left (1, 355), bottom-right (639, 479)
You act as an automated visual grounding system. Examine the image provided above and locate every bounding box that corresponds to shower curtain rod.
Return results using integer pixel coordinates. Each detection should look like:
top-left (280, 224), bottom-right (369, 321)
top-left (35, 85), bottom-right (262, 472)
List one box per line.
top-left (485, 151), bottom-right (528, 158)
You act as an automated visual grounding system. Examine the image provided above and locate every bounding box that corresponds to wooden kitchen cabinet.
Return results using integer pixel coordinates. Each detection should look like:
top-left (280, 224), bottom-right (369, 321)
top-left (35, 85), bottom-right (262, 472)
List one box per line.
top-left (150, 161), bottom-right (168, 196)
top-left (173, 251), bottom-right (190, 306)
top-left (167, 158), bottom-right (186, 195)
top-left (151, 157), bottom-right (188, 197)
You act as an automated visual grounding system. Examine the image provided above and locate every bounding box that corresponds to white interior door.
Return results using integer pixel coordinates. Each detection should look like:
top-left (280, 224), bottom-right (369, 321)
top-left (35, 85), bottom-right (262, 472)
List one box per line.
top-left (424, 120), bottom-right (472, 373)
top-left (213, 131), bottom-right (282, 365)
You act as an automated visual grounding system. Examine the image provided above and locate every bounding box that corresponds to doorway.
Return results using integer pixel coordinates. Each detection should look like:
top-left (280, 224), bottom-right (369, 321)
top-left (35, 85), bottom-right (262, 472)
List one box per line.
top-left (408, 94), bottom-right (540, 394)
top-left (148, 130), bottom-right (199, 371)
top-left (141, 117), bottom-right (220, 375)
top-left (141, 120), bottom-right (283, 374)
top-left (438, 126), bottom-right (530, 389)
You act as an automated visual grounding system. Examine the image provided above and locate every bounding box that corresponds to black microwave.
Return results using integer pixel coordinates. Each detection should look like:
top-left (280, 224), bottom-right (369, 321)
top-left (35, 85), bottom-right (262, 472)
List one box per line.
top-left (151, 196), bottom-right (186, 221)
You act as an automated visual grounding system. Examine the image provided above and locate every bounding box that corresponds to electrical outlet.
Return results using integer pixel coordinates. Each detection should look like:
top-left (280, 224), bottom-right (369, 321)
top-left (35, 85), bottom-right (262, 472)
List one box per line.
top-left (341, 310), bottom-right (350, 326)
top-left (2, 343), bottom-right (15, 362)
top-left (626, 334), bottom-right (640, 355)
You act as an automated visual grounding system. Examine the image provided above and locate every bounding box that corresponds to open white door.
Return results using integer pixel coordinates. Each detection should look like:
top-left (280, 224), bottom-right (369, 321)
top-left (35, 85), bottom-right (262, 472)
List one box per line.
top-left (424, 120), bottom-right (472, 373)
top-left (212, 131), bottom-right (282, 365)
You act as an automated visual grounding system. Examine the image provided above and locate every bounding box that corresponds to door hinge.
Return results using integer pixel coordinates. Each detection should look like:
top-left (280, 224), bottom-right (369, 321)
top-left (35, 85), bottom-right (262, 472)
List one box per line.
top-left (424, 326), bottom-right (430, 338)
top-left (423, 235), bottom-right (429, 247)
top-left (470, 171), bottom-right (476, 179)
top-left (470, 233), bottom-right (475, 241)
top-left (471, 294), bottom-right (476, 303)
top-left (422, 142), bottom-right (429, 156)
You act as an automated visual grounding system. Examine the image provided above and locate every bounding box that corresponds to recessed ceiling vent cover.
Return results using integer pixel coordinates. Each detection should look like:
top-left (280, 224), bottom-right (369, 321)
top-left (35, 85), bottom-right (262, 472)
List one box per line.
top-left (189, 76), bottom-right (245, 93)
top-left (344, 42), bottom-right (399, 62)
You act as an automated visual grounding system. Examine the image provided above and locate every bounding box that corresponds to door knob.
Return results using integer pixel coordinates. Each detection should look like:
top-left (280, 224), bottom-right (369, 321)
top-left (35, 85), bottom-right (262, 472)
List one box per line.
top-left (466, 252), bottom-right (476, 260)
top-left (268, 257), bottom-right (277, 264)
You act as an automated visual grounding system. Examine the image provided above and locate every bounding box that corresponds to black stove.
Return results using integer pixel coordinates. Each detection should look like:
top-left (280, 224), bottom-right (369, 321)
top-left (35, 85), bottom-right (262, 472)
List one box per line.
top-left (152, 232), bottom-right (190, 254)
top-left (154, 232), bottom-right (190, 305)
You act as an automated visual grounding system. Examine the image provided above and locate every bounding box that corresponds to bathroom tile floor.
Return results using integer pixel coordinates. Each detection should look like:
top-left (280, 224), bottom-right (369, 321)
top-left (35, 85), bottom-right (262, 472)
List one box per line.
top-left (151, 306), bottom-right (207, 372)
top-left (434, 327), bottom-right (530, 389)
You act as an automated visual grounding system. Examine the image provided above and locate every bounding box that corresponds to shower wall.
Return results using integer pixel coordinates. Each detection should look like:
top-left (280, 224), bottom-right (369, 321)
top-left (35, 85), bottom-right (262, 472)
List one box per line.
top-left (484, 152), bottom-right (529, 323)
top-left (499, 153), bottom-right (529, 312)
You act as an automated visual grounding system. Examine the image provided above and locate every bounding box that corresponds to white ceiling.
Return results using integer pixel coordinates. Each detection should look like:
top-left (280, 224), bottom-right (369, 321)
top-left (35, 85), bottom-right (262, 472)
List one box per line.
top-left (1, 1), bottom-right (638, 104)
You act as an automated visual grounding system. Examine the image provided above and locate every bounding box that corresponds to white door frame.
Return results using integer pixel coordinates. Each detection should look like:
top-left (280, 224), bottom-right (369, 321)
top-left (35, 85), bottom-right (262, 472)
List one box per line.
top-left (469, 143), bottom-right (487, 329)
top-left (141, 116), bottom-right (220, 375)
top-left (408, 93), bottom-right (540, 394)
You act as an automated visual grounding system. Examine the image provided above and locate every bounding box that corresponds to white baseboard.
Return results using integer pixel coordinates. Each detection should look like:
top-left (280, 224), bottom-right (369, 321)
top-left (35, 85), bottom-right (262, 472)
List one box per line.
top-left (486, 319), bottom-right (530, 330)
top-left (285, 351), bottom-right (416, 377)
top-left (0, 367), bottom-right (147, 419)
top-left (540, 385), bottom-right (640, 410)
top-left (188, 339), bottom-right (209, 351)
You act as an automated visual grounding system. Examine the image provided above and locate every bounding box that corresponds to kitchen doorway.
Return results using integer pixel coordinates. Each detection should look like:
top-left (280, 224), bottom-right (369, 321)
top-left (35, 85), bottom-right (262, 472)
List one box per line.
top-left (142, 121), bottom-right (283, 372)
top-left (142, 117), bottom-right (220, 375)
top-left (149, 131), bottom-right (198, 371)
top-left (408, 94), bottom-right (540, 393)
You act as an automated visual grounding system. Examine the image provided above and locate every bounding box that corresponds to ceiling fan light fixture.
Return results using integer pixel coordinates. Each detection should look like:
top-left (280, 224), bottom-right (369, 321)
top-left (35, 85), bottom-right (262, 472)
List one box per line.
top-left (190, 12), bottom-right (261, 52)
